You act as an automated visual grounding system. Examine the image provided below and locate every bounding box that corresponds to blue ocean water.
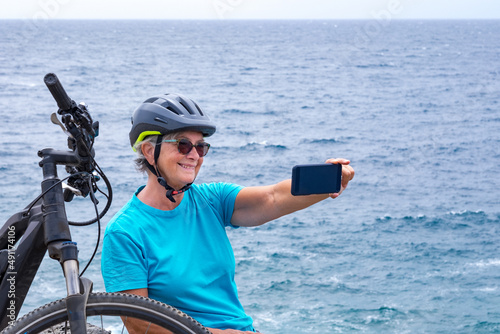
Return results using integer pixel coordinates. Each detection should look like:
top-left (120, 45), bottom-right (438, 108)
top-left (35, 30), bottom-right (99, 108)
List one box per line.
top-left (0, 19), bottom-right (499, 333)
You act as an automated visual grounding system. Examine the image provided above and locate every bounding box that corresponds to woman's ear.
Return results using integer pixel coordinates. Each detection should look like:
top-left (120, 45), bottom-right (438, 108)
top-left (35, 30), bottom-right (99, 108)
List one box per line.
top-left (141, 141), bottom-right (156, 166)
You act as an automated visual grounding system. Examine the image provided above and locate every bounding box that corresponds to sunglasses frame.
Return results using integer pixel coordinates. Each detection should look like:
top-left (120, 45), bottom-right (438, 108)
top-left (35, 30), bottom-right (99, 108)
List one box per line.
top-left (162, 138), bottom-right (210, 157)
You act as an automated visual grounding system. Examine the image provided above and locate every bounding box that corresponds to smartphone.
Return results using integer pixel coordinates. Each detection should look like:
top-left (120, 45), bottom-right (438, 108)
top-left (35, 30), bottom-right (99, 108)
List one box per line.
top-left (291, 163), bottom-right (342, 196)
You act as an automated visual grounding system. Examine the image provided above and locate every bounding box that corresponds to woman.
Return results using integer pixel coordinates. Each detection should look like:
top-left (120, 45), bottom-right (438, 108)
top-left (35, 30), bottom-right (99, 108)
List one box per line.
top-left (101, 93), bottom-right (354, 334)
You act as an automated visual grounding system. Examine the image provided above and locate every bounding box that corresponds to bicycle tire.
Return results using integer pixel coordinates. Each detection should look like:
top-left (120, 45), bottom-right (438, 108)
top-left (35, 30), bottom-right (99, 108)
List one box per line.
top-left (1, 293), bottom-right (212, 334)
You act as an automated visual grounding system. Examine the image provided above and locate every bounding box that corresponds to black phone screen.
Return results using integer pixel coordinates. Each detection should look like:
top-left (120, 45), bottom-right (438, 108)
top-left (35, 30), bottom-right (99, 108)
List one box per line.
top-left (291, 163), bottom-right (342, 196)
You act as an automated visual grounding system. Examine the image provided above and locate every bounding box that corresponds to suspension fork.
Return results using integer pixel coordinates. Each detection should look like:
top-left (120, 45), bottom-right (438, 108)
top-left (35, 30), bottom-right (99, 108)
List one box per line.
top-left (48, 241), bottom-right (93, 334)
top-left (63, 255), bottom-right (93, 334)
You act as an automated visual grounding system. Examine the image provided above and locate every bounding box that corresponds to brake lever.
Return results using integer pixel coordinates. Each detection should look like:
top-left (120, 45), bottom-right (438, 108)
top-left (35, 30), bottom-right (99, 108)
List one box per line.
top-left (51, 112), bottom-right (73, 137)
top-left (63, 170), bottom-right (101, 202)
top-left (62, 182), bottom-right (83, 197)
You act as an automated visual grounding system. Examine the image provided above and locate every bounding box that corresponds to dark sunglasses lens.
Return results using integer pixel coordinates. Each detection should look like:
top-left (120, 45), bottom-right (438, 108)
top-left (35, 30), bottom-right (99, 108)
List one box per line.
top-left (176, 139), bottom-right (192, 154)
top-left (195, 143), bottom-right (210, 157)
top-left (177, 139), bottom-right (209, 157)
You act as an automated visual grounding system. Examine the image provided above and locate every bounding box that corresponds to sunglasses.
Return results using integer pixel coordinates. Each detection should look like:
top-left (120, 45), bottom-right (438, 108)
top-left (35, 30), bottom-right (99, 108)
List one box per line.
top-left (162, 138), bottom-right (211, 157)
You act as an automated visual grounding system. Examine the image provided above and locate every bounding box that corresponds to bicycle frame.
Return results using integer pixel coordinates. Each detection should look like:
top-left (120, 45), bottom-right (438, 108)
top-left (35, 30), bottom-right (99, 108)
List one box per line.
top-left (0, 199), bottom-right (45, 329)
top-left (0, 147), bottom-right (93, 331)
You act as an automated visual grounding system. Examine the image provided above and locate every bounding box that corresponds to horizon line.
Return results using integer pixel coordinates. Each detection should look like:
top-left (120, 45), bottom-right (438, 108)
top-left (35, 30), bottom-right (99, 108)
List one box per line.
top-left (1, 17), bottom-right (500, 21)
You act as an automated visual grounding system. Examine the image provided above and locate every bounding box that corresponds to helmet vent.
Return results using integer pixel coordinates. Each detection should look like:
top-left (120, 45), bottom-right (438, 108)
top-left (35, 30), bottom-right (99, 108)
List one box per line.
top-left (194, 102), bottom-right (204, 116)
top-left (154, 117), bottom-right (169, 125)
top-left (144, 97), bottom-right (158, 103)
top-left (159, 101), bottom-right (180, 115)
top-left (179, 100), bottom-right (195, 115)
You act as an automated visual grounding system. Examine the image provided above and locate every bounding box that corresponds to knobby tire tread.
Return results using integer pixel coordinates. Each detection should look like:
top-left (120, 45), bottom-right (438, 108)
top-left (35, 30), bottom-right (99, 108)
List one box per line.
top-left (1, 293), bottom-right (211, 334)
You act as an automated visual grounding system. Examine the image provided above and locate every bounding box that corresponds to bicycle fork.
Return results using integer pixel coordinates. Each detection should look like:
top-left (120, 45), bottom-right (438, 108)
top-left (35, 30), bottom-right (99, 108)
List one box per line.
top-left (64, 261), bottom-right (93, 334)
top-left (49, 241), bottom-right (93, 334)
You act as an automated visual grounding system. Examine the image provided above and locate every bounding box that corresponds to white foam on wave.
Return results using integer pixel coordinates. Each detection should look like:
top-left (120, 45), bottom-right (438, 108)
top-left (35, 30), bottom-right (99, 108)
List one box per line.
top-left (468, 259), bottom-right (500, 268)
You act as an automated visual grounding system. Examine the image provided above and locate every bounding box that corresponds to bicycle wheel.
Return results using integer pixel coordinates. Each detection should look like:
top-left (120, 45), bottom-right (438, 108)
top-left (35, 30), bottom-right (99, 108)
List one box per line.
top-left (1, 293), bottom-right (211, 334)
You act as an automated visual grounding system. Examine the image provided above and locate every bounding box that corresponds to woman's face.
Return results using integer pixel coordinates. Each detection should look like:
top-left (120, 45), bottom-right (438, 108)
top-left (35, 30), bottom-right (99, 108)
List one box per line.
top-left (157, 131), bottom-right (205, 190)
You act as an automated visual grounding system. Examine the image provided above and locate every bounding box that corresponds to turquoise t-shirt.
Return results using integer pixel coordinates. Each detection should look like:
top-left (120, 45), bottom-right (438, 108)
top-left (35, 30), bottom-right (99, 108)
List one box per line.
top-left (101, 183), bottom-right (254, 331)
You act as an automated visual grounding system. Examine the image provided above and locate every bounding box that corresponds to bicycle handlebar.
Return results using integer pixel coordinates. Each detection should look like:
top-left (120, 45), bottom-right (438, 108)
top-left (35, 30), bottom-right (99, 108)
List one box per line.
top-left (44, 73), bottom-right (75, 111)
top-left (39, 73), bottom-right (112, 225)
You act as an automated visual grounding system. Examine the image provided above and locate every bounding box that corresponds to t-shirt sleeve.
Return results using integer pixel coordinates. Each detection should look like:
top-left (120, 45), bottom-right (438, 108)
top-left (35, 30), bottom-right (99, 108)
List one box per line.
top-left (199, 182), bottom-right (244, 228)
top-left (101, 230), bottom-right (149, 292)
top-left (218, 182), bottom-right (244, 227)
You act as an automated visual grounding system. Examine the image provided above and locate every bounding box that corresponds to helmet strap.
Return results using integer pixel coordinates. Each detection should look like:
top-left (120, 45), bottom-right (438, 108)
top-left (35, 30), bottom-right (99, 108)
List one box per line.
top-left (146, 136), bottom-right (192, 203)
top-left (157, 177), bottom-right (192, 203)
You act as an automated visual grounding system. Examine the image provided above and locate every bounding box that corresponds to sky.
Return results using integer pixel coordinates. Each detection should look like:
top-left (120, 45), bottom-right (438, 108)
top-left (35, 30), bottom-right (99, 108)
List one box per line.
top-left (1, 0), bottom-right (499, 20)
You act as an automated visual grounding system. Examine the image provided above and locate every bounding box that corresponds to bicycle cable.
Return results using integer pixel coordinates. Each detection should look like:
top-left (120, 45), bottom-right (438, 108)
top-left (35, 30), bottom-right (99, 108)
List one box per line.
top-left (24, 172), bottom-right (89, 216)
top-left (67, 134), bottom-right (113, 227)
top-left (79, 174), bottom-right (101, 277)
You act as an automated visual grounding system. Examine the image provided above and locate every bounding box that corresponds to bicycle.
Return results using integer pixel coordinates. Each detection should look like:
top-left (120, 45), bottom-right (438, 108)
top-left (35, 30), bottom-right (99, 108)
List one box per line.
top-left (0, 73), bottom-right (210, 334)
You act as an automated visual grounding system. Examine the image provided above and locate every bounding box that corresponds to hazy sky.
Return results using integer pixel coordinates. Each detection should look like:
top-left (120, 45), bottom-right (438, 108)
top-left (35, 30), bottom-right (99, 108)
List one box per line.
top-left (1, 0), bottom-right (499, 20)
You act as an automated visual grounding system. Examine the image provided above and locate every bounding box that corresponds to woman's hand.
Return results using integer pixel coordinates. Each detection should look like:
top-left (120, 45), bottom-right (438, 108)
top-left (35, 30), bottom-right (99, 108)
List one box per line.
top-left (325, 158), bottom-right (355, 199)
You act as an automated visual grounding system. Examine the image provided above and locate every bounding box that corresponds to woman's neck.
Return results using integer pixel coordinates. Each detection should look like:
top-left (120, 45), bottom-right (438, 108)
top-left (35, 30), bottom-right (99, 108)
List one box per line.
top-left (137, 176), bottom-right (184, 211)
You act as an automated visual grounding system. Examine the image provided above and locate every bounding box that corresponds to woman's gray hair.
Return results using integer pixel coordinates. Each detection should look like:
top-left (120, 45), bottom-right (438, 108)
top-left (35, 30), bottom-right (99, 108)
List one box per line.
top-left (133, 133), bottom-right (178, 173)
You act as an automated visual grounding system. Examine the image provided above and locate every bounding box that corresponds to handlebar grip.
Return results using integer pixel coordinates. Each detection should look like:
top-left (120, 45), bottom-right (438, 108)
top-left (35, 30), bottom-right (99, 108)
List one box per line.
top-left (44, 73), bottom-right (74, 111)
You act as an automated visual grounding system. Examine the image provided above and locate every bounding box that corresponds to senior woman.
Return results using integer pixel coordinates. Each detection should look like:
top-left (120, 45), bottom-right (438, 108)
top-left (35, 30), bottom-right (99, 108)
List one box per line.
top-left (101, 93), bottom-right (354, 334)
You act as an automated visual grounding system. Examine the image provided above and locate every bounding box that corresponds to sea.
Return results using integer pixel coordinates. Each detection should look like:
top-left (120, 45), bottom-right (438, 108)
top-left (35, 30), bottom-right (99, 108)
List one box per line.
top-left (0, 19), bottom-right (499, 333)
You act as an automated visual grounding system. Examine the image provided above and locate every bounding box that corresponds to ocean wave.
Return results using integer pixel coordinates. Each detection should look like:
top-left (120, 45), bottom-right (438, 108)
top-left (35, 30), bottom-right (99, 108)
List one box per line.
top-left (221, 108), bottom-right (254, 114)
top-left (447, 209), bottom-right (486, 217)
top-left (355, 63), bottom-right (396, 69)
top-left (221, 108), bottom-right (278, 116)
top-left (372, 212), bottom-right (496, 232)
top-left (341, 306), bottom-right (409, 327)
top-left (239, 141), bottom-right (288, 151)
top-left (463, 321), bottom-right (500, 332)
top-left (240, 66), bottom-right (259, 71)
top-left (265, 279), bottom-right (294, 292)
top-left (7, 80), bottom-right (39, 88)
top-left (468, 259), bottom-right (500, 268)
top-left (376, 210), bottom-right (495, 223)
top-left (300, 138), bottom-right (338, 145)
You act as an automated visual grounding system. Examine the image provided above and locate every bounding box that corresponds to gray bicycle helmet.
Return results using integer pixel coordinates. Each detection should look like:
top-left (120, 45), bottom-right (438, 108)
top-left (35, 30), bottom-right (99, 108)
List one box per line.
top-left (129, 93), bottom-right (216, 150)
top-left (129, 93), bottom-right (216, 203)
